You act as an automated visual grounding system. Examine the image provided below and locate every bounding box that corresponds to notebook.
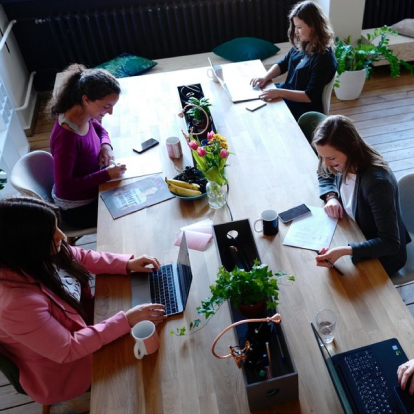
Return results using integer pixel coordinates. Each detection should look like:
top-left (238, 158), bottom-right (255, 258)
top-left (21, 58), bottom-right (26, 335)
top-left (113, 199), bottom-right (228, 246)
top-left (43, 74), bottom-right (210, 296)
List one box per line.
top-left (311, 322), bottom-right (413, 414)
top-left (130, 233), bottom-right (193, 316)
top-left (208, 57), bottom-right (276, 103)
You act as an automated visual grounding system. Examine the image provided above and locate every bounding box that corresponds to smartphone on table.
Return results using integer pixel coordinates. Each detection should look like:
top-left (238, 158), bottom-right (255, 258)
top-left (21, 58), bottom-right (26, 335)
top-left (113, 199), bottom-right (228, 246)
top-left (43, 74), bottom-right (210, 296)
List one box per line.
top-left (133, 138), bottom-right (159, 154)
top-left (278, 204), bottom-right (311, 224)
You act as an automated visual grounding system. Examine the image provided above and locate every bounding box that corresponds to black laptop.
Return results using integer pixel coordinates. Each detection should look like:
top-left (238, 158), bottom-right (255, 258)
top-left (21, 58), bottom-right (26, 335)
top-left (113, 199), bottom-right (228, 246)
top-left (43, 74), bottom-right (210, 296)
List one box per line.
top-left (311, 322), bottom-right (414, 414)
top-left (130, 233), bottom-right (193, 316)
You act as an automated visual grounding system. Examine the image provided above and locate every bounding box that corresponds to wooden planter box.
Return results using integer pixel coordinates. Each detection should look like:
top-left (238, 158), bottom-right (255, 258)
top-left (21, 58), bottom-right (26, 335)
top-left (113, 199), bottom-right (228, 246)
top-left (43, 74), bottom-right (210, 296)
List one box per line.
top-left (213, 219), bottom-right (299, 410)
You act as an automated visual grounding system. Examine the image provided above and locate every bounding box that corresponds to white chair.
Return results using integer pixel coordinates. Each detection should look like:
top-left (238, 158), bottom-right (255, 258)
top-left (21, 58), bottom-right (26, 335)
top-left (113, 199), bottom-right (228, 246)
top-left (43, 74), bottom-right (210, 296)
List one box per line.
top-left (322, 74), bottom-right (336, 115)
top-left (391, 172), bottom-right (414, 286)
top-left (10, 150), bottom-right (97, 245)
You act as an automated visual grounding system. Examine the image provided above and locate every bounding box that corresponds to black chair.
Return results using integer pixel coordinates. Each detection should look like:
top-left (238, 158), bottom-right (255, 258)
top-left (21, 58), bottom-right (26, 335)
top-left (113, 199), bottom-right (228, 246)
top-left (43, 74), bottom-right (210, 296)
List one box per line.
top-left (0, 351), bottom-right (51, 414)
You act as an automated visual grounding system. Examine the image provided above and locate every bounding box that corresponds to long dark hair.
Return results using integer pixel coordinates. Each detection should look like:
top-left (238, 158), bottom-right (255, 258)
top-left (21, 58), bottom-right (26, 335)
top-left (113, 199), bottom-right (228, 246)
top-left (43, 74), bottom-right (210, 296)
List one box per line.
top-left (312, 115), bottom-right (389, 179)
top-left (288, 0), bottom-right (335, 55)
top-left (0, 197), bottom-right (91, 317)
top-left (47, 63), bottom-right (121, 117)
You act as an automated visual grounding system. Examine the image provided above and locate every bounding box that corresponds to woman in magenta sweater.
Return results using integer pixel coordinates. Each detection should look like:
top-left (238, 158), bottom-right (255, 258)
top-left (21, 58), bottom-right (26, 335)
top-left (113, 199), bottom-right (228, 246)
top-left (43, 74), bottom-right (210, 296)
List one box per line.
top-left (48, 64), bottom-right (126, 229)
top-left (0, 197), bottom-right (166, 405)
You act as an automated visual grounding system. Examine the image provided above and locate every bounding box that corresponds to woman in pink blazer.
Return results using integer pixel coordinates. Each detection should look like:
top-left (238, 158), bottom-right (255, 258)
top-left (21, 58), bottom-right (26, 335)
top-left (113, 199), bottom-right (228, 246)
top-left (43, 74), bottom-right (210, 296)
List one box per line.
top-left (0, 197), bottom-right (166, 405)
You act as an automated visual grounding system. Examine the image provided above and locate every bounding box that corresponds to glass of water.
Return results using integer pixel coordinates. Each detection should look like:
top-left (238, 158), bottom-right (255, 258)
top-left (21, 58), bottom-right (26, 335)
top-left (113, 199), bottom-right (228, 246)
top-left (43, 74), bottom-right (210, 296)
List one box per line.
top-left (315, 309), bottom-right (337, 344)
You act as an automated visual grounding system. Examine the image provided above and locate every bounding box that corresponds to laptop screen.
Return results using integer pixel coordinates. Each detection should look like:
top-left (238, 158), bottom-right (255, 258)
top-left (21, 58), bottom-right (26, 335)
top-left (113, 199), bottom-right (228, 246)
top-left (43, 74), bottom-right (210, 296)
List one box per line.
top-left (310, 322), bottom-right (355, 414)
top-left (177, 232), bottom-right (193, 309)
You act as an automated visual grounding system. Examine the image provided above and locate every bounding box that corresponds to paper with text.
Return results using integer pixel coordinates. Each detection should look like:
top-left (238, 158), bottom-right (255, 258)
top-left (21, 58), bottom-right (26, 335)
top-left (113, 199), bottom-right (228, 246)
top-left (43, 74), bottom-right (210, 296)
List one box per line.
top-left (282, 206), bottom-right (338, 251)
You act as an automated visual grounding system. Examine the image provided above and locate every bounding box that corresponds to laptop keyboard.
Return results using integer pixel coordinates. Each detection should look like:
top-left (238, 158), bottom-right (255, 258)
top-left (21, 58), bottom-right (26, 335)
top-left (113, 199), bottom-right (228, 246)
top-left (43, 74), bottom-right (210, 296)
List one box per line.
top-left (150, 265), bottom-right (178, 315)
top-left (345, 350), bottom-right (397, 414)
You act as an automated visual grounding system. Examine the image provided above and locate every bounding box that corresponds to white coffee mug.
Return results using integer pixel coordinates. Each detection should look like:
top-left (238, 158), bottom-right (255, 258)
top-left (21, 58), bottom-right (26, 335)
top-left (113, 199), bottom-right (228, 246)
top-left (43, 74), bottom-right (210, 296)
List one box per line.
top-left (166, 136), bottom-right (183, 159)
top-left (207, 67), bottom-right (220, 83)
top-left (131, 320), bottom-right (160, 359)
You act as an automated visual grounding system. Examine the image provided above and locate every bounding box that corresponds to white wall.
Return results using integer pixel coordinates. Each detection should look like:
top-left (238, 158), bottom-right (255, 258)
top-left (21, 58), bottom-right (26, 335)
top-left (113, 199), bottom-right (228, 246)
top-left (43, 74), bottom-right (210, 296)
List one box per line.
top-left (314, 0), bottom-right (366, 44)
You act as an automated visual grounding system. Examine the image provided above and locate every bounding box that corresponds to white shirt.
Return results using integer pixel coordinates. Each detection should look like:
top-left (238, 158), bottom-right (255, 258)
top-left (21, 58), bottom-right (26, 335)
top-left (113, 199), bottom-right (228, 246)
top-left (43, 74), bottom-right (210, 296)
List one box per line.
top-left (340, 173), bottom-right (357, 221)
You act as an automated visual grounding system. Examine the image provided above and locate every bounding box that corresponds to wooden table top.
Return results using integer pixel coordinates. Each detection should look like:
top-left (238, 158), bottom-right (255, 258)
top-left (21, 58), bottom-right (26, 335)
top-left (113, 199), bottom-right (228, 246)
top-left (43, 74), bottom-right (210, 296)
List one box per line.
top-left (92, 61), bottom-right (414, 414)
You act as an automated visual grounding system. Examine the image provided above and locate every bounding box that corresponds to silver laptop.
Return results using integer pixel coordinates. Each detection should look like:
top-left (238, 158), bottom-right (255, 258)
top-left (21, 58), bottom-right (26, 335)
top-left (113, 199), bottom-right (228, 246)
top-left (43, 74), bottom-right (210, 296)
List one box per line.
top-left (131, 233), bottom-right (193, 316)
top-left (208, 57), bottom-right (276, 103)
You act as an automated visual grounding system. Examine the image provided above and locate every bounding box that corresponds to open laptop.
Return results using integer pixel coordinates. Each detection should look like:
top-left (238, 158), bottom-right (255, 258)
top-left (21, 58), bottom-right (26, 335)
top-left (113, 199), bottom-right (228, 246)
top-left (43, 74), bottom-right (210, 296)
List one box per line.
top-left (311, 322), bottom-right (414, 414)
top-left (130, 233), bottom-right (193, 316)
top-left (208, 57), bottom-right (276, 103)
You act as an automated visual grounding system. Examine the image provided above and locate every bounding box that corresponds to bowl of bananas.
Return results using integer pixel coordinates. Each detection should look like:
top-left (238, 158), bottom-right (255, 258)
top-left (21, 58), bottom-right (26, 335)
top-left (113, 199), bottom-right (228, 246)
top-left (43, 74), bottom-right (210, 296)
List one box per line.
top-left (165, 166), bottom-right (208, 200)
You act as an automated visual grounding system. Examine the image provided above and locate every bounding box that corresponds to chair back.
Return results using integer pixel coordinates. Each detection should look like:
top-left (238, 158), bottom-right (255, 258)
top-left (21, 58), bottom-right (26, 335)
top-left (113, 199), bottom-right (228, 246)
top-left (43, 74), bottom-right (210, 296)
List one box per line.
top-left (398, 172), bottom-right (414, 233)
top-left (322, 74), bottom-right (336, 115)
top-left (10, 151), bottom-right (54, 202)
top-left (0, 351), bottom-right (26, 395)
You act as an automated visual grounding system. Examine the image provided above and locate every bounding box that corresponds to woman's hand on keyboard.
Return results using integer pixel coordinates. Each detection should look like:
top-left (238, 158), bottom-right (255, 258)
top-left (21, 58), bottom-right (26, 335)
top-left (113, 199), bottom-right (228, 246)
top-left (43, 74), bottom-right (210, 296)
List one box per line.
top-left (397, 359), bottom-right (414, 393)
top-left (127, 255), bottom-right (161, 273)
top-left (126, 303), bottom-right (167, 327)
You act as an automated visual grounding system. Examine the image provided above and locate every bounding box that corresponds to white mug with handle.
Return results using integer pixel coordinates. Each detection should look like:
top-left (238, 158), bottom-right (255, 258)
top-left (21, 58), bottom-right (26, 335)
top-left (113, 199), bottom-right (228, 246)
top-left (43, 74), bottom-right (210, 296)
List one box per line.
top-left (131, 320), bottom-right (160, 359)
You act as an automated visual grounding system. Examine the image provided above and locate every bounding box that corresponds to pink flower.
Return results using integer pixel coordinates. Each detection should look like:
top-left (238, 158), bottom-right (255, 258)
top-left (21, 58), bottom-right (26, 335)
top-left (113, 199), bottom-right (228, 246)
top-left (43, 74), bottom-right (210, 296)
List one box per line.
top-left (207, 131), bottom-right (215, 140)
top-left (188, 140), bottom-right (199, 150)
top-left (197, 146), bottom-right (207, 157)
top-left (220, 149), bottom-right (228, 158)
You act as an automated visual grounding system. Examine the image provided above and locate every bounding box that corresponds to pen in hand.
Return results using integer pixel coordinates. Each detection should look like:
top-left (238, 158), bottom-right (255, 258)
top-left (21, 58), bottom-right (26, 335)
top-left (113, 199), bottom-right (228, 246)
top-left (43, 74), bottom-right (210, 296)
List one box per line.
top-left (315, 250), bottom-right (345, 276)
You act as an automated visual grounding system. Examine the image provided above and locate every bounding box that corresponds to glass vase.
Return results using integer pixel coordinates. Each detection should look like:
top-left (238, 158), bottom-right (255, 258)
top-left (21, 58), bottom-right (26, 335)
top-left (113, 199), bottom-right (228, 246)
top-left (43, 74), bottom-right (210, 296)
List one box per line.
top-left (206, 180), bottom-right (226, 209)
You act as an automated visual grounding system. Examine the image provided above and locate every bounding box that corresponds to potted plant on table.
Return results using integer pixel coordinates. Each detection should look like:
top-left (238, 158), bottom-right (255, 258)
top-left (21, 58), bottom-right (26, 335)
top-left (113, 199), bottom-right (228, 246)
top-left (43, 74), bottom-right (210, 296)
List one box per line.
top-left (170, 259), bottom-right (295, 336)
top-left (334, 26), bottom-right (414, 100)
top-left (185, 97), bottom-right (212, 131)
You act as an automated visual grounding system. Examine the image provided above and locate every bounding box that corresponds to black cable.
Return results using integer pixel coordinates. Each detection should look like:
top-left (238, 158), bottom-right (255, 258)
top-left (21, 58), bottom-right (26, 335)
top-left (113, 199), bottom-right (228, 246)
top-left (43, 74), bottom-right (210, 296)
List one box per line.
top-left (225, 183), bottom-right (233, 221)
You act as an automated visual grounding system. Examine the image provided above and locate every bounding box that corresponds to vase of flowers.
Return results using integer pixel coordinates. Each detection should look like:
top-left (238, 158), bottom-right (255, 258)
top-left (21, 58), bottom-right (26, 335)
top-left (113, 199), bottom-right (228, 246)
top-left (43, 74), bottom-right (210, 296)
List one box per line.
top-left (187, 131), bottom-right (231, 209)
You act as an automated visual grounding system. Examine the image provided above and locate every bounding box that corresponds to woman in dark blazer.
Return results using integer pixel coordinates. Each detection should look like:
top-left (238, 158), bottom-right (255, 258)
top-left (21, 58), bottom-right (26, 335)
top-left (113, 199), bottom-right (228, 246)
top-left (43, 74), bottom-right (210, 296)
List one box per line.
top-left (312, 115), bottom-right (411, 276)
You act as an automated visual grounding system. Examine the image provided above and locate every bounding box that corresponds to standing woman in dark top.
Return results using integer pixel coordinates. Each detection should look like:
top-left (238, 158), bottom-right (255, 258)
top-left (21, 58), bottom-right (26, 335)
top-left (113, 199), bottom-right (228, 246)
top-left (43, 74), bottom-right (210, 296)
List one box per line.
top-left (251, 0), bottom-right (337, 120)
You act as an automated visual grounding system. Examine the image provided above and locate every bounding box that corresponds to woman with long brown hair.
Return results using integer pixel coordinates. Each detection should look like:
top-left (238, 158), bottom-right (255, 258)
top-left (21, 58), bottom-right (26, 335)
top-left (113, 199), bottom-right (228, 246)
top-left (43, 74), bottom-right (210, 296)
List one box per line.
top-left (251, 0), bottom-right (337, 120)
top-left (313, 115), bottom-right (411, 276)
top-left (0, 197), bottom-right (166, 405)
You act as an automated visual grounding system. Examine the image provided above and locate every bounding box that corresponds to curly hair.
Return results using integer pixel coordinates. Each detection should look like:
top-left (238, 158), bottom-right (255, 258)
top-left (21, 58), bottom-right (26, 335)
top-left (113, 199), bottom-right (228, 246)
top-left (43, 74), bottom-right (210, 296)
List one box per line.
top-left (288, 0), bottom-right (335, 55)
top-left (46, 63), bottom-right (121, 117)
top-left (312, 115), bottom-right (389, 179)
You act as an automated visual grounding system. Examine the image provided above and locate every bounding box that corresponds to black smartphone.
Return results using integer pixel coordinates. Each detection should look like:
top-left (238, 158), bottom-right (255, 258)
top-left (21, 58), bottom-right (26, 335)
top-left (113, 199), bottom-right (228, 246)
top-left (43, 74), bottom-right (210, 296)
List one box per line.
top-left (133, 138), bottom-right (159, 154)
top-left (278, 204), bottom-right (311, 224)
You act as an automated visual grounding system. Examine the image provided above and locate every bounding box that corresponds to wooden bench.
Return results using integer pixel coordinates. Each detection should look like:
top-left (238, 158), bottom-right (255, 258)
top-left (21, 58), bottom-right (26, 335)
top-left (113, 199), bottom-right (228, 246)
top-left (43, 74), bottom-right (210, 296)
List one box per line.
top-left (361, 28), bottom-right (414, 65)
top-left (53, 42), bottom-right (291, 94)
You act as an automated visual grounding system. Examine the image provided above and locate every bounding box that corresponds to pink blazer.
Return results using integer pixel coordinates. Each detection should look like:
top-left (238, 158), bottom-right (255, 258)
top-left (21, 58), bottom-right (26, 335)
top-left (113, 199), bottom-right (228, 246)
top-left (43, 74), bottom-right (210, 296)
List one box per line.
top-left (0, 246), bottom-right (133, 405)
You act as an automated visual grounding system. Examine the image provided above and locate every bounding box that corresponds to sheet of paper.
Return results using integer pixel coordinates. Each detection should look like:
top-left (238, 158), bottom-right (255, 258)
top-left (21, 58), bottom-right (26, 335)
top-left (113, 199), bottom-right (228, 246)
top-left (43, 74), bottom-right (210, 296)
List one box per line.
top-left (175, 230), bottom-right (213, 251)
top-left (282, 206), bottom-right (338, 252)
top-left (108, 153), bottom-right (162, 182)
top-left (175, 219), bottom-right (214, 251)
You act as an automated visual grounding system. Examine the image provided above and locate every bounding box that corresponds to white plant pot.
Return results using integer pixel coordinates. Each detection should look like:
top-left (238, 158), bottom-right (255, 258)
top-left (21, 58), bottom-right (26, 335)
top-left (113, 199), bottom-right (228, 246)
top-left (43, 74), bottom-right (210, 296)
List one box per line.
top-left (334, 69), bottom-right (367, 101)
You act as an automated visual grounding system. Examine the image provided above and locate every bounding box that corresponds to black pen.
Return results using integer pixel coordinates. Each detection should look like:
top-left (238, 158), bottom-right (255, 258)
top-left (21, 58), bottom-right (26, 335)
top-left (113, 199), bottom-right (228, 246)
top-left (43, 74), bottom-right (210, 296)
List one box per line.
top-left (315, 250), bottom-right (345, 276)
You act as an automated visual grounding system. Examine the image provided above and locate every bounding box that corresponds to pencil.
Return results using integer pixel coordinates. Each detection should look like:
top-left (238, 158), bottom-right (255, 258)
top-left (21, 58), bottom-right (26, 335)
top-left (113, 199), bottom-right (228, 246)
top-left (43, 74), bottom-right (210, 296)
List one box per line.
top-left (265, 342), bottom-right (273, 377)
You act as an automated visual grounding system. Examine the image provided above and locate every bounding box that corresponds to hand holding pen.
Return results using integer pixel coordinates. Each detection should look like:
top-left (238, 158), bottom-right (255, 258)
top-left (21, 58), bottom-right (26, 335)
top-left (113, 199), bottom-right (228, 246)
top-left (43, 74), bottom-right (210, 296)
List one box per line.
top-left (315, 248), bottom-right (345, 276)
top-left (106, 160), bottom-right (127, 179)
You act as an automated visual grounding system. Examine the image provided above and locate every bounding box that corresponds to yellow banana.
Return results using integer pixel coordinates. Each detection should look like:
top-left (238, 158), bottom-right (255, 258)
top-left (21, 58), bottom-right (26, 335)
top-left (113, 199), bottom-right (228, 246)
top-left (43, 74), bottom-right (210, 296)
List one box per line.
top-left (165, 177), bottom-right (200, 190)
top-left (167, 182), bottom-right (202, 197)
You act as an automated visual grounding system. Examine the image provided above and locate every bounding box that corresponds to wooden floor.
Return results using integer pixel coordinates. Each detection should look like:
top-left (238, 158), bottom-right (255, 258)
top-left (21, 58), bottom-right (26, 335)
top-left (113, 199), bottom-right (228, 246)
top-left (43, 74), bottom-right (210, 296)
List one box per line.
top-left (1, 65), bottom-right (414, 414)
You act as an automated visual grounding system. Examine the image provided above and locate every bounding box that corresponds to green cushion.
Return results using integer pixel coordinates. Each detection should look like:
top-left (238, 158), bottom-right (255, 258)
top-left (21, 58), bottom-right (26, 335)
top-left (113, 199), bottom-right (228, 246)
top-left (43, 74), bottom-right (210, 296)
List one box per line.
top-left (213, 37), bottom-right (280, 62)
top-left (95, 53), bottom-right (157, 78)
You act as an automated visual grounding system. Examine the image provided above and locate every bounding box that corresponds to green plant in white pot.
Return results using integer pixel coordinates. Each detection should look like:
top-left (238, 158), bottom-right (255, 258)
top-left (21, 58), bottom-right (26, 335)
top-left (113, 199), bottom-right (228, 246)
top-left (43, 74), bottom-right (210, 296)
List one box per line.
top-left (334, 26), bottom-right (414, 100)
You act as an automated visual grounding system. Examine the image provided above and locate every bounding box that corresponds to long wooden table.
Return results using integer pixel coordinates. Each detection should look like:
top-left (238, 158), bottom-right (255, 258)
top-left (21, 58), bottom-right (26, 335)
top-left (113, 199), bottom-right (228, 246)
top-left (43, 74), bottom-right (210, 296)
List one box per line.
top-left (92, 61), bottom-right (414, 414)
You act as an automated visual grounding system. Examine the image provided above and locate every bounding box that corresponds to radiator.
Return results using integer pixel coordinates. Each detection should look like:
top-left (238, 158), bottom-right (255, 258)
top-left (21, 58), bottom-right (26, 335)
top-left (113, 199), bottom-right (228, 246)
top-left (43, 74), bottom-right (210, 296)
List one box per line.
top-left (363, 0), bottom-right (414, 29)
top-left (46, 0), bottom-right (294, 68)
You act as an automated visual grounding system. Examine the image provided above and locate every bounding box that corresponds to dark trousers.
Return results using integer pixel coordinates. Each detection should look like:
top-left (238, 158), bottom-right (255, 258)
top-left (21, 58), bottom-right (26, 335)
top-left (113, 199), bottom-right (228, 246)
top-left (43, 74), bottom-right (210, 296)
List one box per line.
top-left (60, 199), bottom-right (98, 229)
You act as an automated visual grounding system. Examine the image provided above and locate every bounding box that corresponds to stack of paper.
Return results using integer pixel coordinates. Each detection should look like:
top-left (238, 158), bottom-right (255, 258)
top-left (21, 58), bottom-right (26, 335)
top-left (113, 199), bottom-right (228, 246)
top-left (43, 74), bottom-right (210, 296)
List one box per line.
top-left (175, 219), bottom-right (213, 251)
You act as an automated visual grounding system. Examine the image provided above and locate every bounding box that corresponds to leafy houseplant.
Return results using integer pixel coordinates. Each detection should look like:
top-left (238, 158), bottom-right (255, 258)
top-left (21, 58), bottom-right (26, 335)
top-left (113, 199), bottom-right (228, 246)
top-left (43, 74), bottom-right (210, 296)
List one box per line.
top-left (0, 169), bottom-right (6, 191)
top-left (335, 26), bottom-right (414, 82)
top-left (185, 97), bottom-right (212, 121)
top-left (171, 259), bottom-right (294, 336)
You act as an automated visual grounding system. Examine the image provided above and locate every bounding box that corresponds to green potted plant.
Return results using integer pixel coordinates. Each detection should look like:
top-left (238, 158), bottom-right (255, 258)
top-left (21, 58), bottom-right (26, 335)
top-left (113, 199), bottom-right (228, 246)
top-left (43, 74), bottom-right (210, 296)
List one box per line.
top-left (0, 169), bottom-right (6, 191)
top-left (334, 26), bottom-right (414, 100)
top-left (171, 259), bottom-right (294, 336)
top-left (185, 96), bottom-right (212, 130)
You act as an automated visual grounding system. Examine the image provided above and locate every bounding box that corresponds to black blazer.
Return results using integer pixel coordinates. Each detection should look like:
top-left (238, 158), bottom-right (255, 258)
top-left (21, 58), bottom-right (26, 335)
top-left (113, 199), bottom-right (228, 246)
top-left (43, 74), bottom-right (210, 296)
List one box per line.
top-left (318, 166), bottom-right (411, 276)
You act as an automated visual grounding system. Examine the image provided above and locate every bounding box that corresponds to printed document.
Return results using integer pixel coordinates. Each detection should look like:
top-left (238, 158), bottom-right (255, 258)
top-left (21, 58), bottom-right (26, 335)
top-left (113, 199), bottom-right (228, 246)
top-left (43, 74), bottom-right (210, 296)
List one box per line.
top-left (282, 206), bottom-right (338, 252)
